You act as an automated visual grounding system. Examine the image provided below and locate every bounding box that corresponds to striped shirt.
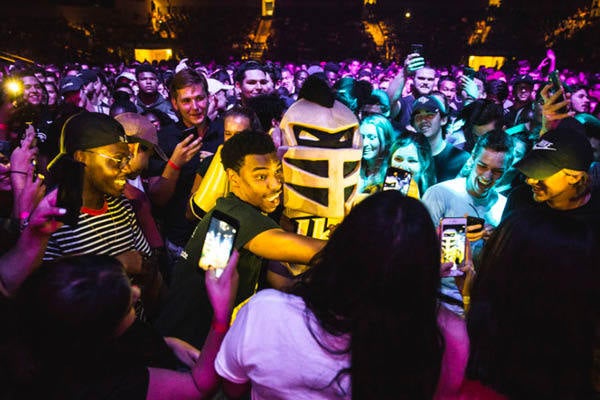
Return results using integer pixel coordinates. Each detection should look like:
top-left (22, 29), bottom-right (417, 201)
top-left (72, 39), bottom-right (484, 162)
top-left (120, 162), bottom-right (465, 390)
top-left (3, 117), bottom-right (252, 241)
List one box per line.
top-left (44, 196), bottom-right (151, 261)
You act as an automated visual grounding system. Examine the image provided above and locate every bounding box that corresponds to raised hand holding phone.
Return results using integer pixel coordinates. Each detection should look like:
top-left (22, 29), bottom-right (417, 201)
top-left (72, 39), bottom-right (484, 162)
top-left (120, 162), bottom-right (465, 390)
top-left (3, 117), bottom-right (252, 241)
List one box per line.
top-left (404, 52), bottom-right (425, 73)
top-left (539, 81), bottom-right (573, 135)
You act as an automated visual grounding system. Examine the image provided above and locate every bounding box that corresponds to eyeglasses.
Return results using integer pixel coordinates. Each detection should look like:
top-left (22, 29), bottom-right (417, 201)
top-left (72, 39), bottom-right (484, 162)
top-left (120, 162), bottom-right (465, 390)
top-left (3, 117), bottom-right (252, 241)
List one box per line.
top-left (83, 150), bottom-right (132, 169)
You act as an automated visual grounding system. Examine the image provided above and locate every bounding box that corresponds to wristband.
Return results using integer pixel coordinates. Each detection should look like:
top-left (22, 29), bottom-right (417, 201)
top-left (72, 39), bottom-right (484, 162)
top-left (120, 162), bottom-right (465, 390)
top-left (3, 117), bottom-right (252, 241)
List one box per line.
top-left (211, 319), bottom-right (229, 333)
top-left (167, 159), bottom-right (181, 171)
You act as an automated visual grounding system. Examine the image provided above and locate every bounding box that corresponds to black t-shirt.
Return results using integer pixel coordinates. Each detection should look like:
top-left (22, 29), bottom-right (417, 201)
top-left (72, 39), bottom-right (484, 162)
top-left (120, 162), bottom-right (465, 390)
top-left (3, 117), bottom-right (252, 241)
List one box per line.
top-left (148, 118), bottom-right (224, 247)
top-left (503, 184), bottom-right (600, 237)
top-left (433, 142), bottom-right (470, 183)
top-left (154, 194), bottom-right (280, 348)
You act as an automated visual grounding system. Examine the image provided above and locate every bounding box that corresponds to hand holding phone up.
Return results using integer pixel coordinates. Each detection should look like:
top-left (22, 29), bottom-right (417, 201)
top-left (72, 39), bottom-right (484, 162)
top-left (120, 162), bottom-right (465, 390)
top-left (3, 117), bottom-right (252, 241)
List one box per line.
top-left (205, 248), bottom-right (239, 328)
top-left (404, 52), bottom-right (425, 74)
top-left (539, 81), bottom-right (573, 136)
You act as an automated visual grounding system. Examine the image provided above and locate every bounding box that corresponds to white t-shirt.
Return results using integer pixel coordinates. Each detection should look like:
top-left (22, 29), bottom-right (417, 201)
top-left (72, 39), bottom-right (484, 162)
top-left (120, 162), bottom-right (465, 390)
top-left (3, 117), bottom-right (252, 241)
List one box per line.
top-left (215, 289), bottom-right (351, 400)
top-left (422, 177), bottom-right (506, 227)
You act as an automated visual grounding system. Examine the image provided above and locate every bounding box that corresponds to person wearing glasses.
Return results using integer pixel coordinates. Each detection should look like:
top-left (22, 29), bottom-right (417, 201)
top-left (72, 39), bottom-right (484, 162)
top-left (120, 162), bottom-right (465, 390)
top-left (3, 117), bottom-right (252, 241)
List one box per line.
top-left (44, 111), bottom-right (152, 278)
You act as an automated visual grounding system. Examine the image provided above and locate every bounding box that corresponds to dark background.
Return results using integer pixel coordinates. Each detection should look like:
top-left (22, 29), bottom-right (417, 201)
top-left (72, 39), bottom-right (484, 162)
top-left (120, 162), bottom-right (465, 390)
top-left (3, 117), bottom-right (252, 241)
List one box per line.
top-left (0, 0), bottom-right (597, 68)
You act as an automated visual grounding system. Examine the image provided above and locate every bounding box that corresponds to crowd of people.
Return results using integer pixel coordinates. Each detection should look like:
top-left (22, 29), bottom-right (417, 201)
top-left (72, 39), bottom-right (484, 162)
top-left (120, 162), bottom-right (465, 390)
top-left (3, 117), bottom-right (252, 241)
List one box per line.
top-left (0, 50), bottom-right (598, 399)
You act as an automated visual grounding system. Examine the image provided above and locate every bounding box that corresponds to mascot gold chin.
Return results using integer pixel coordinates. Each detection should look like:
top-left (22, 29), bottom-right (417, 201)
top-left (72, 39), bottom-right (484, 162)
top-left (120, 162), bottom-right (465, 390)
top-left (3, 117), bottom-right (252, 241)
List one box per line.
top-left (278, 75), bottom-right (362, 240)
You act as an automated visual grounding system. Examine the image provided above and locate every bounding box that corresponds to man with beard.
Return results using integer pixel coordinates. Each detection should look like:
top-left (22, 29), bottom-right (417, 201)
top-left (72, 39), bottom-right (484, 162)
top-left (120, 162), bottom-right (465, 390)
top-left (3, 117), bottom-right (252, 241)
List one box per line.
top-left (411, 95), bottom-right (470, 183)
top-left (155, 131), bottom-right (325, 348)
top-left (389, 52), bottom-right (437, 130)
top-left (503, 126), bottom-right (599, 229)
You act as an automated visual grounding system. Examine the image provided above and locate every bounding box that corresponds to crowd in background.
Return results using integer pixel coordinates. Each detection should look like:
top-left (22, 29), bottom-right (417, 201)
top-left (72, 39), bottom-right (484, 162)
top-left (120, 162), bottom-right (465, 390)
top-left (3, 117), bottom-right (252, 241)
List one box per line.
top-left (0, 49), bottom-right (598, 399)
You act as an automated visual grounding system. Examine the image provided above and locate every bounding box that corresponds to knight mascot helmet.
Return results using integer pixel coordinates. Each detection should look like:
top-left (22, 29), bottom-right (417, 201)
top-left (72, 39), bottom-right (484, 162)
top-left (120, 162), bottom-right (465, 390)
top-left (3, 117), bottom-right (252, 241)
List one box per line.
top-left (278, 75), bottom-right (362, 233)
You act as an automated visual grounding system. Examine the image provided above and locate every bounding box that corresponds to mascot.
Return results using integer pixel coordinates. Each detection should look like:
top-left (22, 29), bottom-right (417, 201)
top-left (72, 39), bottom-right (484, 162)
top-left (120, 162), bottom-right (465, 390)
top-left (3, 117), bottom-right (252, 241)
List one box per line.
top-left (190, 75), bottom-right (362, 241)
top-left (278, 75), bottom-right (362, 239)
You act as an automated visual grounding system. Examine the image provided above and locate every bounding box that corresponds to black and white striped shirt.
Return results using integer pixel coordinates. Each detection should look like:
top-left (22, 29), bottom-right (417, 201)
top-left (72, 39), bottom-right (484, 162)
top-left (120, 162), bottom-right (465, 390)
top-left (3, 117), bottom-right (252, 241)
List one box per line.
top-left (44, 196), bottom-right (151, 261)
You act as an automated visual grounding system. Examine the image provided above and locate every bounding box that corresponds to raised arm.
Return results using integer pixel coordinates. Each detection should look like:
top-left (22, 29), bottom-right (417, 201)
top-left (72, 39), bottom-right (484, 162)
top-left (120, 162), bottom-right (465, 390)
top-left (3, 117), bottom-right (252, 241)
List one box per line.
top-left (146, 249), bottom-right (239, 400)
top-left (147, 134), bottom-right (202, 207)
top-left (0, 188), bottom-right (65, 297)
top-left (387, 53), bottom-right (425, 119)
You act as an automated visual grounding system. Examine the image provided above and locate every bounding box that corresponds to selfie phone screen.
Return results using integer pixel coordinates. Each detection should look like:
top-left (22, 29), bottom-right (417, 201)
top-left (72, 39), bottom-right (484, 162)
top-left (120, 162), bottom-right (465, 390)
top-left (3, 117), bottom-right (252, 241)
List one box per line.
top-left (440, 217), bottom-right (467, 274)
top-left (198, 212), bottom-right (239, 277)
top-left (382, 167), bottom-right (413, 196)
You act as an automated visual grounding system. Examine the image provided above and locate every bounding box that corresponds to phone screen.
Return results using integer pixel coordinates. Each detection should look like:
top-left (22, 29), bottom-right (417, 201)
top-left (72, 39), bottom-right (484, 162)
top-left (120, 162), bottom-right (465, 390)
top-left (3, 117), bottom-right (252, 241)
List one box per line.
top-left (198, 211), bottom-right (239, 278)
top-left (382, 167), bottom-right (413, 196)
top-left (440, 217), bottom-right (467, 275)
top-left (410, 43), bottom-right (423, 56)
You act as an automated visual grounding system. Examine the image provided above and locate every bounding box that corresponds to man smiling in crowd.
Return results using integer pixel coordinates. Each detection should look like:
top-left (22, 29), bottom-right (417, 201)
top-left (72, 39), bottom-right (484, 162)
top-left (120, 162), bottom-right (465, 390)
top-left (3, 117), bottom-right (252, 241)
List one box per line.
top-left (44, 112), bottom-right (151, 273)
top-left (503, 126), bottom-right (599, 226)
top-left (155, 131), bottom-right (325, 348)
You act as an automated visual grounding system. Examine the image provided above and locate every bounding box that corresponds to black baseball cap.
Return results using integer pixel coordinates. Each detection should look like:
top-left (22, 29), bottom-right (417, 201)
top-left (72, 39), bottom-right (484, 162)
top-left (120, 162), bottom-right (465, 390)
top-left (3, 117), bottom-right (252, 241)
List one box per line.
top-left (412, 95), bottom-right (446, 115)
top-left (48, 112), bottom-right (128, 170)
top-left (77, 69), bottom-right (98, 85)
top-left (59, 76), bottom-right (84, 95)
top-left (515, 127), bottom-right (593, 179)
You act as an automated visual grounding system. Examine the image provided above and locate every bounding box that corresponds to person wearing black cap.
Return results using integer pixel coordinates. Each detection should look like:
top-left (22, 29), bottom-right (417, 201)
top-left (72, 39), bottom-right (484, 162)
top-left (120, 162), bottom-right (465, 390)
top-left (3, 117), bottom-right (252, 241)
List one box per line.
top-left (76, 69), bottom-right (100, 112)
top-left (505, 74), bottom-right (535, 128)
top-left (503, 126), bottom-right (599, 227)
top-left (44, 112), bottom-right (151, 275)
top-left (411, 95), bottom-right (470, 183)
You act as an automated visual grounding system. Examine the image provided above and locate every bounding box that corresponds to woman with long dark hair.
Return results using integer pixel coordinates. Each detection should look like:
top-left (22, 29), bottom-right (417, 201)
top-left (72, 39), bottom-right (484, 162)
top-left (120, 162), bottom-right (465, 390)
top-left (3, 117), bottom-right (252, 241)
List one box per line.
top-left (216, 191), bottom-right (469, 399)
top-left (4, 253), bottom-right (239, 400)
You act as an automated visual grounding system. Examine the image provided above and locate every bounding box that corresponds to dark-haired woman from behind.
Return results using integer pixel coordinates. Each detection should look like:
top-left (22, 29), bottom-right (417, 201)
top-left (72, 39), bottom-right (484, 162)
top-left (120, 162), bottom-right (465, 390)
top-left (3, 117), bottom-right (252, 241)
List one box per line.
top-left (215, 190), bottom-right (469, 399)
top-left (3, 253), bottom-right (239, 400)
top-left (462, 210), bottom-right (599, 399)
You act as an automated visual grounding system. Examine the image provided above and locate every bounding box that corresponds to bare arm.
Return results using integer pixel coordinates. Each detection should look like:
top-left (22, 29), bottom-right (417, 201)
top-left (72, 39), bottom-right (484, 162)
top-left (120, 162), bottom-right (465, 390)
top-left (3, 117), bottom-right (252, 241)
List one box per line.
top-left (146, 250), bottom-right (239, 400)
top-left (246, 228), bottom-right (326, 264)
top-left (0, 189), bottom-right (64, 297)
top-left (147, 135), bottom-right (202, 207)
top-left (386, 53), bottom-right (425, 119)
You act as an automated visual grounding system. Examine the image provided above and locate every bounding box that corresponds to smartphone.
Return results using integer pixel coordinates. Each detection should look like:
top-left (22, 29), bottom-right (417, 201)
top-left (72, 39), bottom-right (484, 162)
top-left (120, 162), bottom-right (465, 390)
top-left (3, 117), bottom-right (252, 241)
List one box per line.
top-left (182, 125), bottom-right (197, 138)
top-left (410, 43), bottom-right (423, 56)
top-left (382, 166), bottom-right (413, 196)
top-left (467, 216), bottom-right (485, 231)
top-left (548, 70), bottom-right (568, 114)
top-left (464, 67), bottom-right (476, 80)
top-left (55, 162), bottom-right (85, 226)
top-left (439, 217), bottom-right (467, 275)
top-left (198, 210), bottom-right (239, 278)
